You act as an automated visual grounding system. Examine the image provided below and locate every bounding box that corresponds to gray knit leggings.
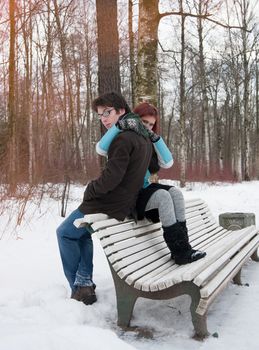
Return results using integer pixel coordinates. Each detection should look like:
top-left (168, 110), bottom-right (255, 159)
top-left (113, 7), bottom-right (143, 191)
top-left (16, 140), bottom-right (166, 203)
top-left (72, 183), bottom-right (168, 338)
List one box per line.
top-left (145, 187), bottom-right (185, 227)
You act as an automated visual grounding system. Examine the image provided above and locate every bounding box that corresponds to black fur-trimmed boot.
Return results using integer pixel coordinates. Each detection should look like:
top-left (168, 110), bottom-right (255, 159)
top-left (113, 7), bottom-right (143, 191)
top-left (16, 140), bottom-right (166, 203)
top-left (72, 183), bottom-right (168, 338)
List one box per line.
top-left (177, 220), bottom-right (206, 264)
top-left (163, 222), bottom-right (191, 259)
top-left (179, 220), bottom-right (188, 237)
top-left (162, 222), bottom-right (206, 265)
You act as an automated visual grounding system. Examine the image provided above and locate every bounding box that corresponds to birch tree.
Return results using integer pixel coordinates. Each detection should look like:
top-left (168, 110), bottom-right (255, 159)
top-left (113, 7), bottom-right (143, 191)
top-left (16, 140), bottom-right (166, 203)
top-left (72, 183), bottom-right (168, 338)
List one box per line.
top-left (8, 0), bottom-right (16, 191)
top-left (135, 0), bottom-right (159, 104)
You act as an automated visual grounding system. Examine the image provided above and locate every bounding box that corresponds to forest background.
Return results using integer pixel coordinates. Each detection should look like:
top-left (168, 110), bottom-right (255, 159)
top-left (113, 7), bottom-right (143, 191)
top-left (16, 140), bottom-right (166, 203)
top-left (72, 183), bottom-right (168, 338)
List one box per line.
top-left (1, 0), bottom-right (259, 200)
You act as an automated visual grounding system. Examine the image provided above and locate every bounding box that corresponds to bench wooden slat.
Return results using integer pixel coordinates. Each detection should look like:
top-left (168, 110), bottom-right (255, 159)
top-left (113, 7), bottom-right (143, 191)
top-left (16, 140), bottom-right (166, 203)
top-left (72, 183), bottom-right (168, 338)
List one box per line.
top-left (92, 218), bottom-right (130, 230)
top-left (97, 219), bottom-right (154, 239)
top-left (137, 228), bottom-right (227, 292)
top-left (98, 223), bottom-right (161, 248)
top-left (134, 260), bottom-right (176, 291)
top-left (118, 226), bottom-right (229, 291)
top-left (200, 234), bottom-right (259, 298)
top-left (185, 198), bottom-right (206, 208)
top-left (104, 229), bottom-right (162, 255)
top-left (187, 214), bottom-right (216, 230)
top-left (112, 241), bottom-right (167, 271)
top-left (182, 226), bottom-right (257, 282)
top-left (185, 206), bottom-right (211, 220)
top-left (123, 253), bottom-right (172, 284)
top-left (117, 246), bottom-right (169, 277)
top-left (149, 227), bottom-right (254, 290)
top-left (190, 226), bottom-right (227, 246)
top-left (185, 201), bottom-right (208, 212)
top-left (194, 228), bottom-right (258, 287)
top-left (109, 235), bottom-right (164, 263)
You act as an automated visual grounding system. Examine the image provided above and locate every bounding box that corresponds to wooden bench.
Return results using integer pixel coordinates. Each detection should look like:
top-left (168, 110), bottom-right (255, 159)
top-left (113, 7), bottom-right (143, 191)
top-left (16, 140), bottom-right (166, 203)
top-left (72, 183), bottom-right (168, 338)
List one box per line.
top-left (74, 198), bottom-right (259, 338)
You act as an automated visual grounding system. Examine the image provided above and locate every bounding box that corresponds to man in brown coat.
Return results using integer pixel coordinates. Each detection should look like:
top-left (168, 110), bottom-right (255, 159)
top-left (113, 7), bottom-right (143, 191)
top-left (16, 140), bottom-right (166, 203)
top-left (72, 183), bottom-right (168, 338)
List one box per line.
top-left (57, 92), bottom-right (153, 305)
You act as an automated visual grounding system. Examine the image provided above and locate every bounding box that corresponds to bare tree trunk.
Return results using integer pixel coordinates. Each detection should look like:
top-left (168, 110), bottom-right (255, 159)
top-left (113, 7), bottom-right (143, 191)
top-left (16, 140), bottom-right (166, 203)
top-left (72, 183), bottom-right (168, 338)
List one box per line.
top-left (241, 1), bottom-right (251, 180)
top-left (197, 1), bottom-right (210, 177)
top-left (22, 0), bottom-right (34, 183)
top-left (225, 2), bottom-right (243, 181)
top-left (255, 50), bottom-right (259, 176)
top-left (128, 0), bottom-right (135, 106)
top-left (96, 0), bottom-right (121, 94)
top-left (179, 1), bottom-right (187, 188)
top-left (8, 0), bottom-right (16, 191)
top-left (135, 0), bottom-right (159, 104)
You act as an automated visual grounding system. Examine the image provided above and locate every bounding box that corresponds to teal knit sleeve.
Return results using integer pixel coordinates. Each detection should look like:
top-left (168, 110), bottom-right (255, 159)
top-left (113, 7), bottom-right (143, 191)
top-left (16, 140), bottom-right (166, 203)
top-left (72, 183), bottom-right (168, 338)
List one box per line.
top-left (96, 124), bottom-right (121, 156)
top-left (153, 137), bottom-right (174, 168)
top-left (143, 170), bottom-right (151, 188)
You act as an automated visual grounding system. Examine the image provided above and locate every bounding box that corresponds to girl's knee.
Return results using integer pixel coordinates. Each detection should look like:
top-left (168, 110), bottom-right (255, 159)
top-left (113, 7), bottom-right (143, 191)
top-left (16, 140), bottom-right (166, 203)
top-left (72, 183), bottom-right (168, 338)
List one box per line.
top-left (157, 189), bottom-right (172, 200)
top-left (155, 189), bottom-right (173, 206)
top-left (169, 187), bottom-right (184, 198)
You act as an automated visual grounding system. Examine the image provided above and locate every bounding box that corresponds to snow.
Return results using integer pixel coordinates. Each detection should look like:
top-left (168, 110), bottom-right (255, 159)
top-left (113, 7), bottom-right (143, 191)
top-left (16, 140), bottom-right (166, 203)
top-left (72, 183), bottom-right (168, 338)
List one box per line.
top-left (0, 181), bottom-right (259, 350)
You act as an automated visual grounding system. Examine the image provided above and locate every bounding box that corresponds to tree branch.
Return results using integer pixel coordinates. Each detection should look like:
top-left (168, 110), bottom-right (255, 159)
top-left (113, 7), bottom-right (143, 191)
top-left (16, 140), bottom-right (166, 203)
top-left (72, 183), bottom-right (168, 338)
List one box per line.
top-left (159, 11), bottom-right (252, 32)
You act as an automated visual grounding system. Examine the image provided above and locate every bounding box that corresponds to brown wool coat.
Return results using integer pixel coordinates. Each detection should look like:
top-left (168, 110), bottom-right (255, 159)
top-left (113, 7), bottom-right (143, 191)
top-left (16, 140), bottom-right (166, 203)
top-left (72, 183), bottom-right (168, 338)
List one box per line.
top-left (78, 131), bottom-right (153, 221)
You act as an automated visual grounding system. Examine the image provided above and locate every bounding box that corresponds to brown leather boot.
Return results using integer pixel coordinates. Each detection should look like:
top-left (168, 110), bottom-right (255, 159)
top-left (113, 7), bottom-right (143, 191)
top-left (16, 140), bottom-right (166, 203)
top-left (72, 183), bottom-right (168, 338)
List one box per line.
top-left (71, 286), bottom-right (97, 305)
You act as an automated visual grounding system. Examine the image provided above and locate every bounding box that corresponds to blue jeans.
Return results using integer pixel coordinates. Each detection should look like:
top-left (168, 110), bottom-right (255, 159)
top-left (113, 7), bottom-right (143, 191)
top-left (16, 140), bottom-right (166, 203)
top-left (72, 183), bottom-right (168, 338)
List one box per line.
top-left (56, 209), bottom-right (94, 292)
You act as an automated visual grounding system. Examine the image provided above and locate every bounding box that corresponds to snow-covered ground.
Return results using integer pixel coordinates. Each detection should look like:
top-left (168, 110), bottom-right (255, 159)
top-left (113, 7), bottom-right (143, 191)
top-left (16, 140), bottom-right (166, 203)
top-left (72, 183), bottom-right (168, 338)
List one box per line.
top-left (0, 181), bottom-right (259, 350)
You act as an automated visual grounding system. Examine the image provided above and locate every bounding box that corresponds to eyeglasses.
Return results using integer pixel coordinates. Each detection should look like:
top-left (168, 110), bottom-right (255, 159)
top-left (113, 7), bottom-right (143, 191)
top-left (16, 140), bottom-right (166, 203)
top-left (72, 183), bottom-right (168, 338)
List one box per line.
top-left (142, 119), bottom-right (155, 128)
top-left (97, 108), bottom-right (115, 119)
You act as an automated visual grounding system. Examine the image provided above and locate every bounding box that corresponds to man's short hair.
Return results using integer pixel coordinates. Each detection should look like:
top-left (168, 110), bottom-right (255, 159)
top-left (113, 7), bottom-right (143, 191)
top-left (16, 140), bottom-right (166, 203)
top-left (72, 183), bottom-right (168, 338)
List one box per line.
top-left (92, 91), bottom-right (131, 114)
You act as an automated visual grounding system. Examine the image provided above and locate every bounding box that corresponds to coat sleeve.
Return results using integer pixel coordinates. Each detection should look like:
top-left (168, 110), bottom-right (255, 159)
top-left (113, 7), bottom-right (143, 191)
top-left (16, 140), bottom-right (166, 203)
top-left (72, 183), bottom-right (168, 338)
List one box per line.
top-left (85, 133), bottom-right (132, 200)
top-left (95, 124), bottom-right (121, 156)
top-left (148, 149), bottom-right (160, 174)
top-left (153, 137), bottom-right (174, 168)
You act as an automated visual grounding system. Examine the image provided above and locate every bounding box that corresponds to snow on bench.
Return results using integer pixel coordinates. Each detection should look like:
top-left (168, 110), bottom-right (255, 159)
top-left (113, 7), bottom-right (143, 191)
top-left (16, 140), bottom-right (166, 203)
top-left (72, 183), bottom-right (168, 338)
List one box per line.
top-left (74, 198), bottom-right (259, 339)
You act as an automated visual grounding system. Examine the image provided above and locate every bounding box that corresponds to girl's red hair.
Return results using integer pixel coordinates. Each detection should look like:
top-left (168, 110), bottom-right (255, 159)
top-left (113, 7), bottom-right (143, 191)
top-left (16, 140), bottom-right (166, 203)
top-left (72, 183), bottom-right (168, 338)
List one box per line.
top-left (133, 102), bottom-right (159, 133)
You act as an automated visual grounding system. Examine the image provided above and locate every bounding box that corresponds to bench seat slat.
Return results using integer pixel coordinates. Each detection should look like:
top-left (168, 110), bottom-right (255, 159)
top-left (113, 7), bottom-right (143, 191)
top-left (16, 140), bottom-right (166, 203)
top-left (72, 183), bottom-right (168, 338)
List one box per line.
top-left (133, 226), bottom-right (226, 290)
top-left (136, 229), bottom-right (227, 291)
top-left (181, 226), bottom-right (257, 282)
top-left (117, 247), bottom-right (169, 277)
top-left (194, 228), bottom-right (258, 286)
top-left (119, 227), bottom-right (233, 290)
top-left (148, 227), bottom-right (255, 290)
top-left (200, 233), bottom-right (259, 298)
top-left (190, 226), bottom-right (227, 246)
top-left (123, 253), bottom-right (172, 284)
top-left (134, 260), bottom-right (176, 291)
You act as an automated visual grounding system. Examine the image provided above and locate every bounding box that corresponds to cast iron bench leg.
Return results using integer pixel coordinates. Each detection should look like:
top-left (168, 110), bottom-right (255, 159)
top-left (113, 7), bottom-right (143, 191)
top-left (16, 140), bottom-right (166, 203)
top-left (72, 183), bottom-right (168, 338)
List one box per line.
top-left (110, 265), bottom-right (138, 327)
top-left (189, 287), bottom-right (209, 339)
top-left (251, 248), bottom-right (259, 262)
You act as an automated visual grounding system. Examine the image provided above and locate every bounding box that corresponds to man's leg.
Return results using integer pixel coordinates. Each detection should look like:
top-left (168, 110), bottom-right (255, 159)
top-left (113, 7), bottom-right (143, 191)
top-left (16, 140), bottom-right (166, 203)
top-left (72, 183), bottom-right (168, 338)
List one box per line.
top-left (56, 209), bottom-right (94, 293)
